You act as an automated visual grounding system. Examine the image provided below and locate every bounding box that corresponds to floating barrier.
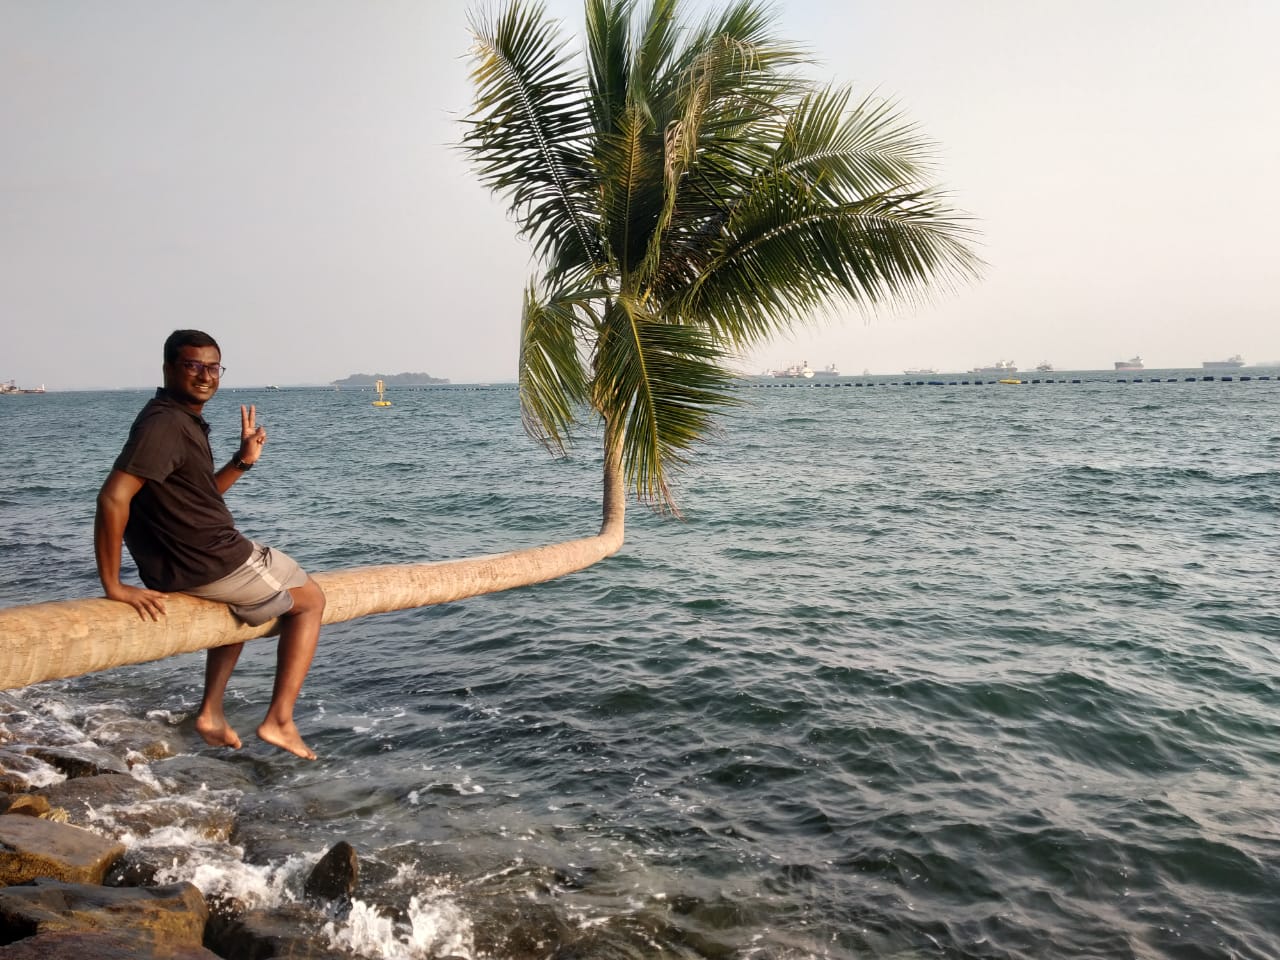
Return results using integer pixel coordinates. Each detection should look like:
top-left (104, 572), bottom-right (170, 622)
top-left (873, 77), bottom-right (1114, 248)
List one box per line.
top-left (723, 374), bottom-right (1274, 389)
top-left (394, 376), bottom-right (1274, 393)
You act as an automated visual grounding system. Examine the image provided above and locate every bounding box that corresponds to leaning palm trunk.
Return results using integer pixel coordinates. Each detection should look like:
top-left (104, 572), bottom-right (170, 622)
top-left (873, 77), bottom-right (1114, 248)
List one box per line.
top-left (0, 445), bottom-right (626, 693)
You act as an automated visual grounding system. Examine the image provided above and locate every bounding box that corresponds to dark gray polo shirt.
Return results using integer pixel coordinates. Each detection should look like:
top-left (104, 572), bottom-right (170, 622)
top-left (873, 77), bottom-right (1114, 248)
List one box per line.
top-left (113, 389), bottom-right (253, 591)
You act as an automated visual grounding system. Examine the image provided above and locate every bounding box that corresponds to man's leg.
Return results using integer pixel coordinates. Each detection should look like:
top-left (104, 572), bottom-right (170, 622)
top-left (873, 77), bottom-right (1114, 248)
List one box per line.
top-left (196, 642), bottom-right (245, 749)
top-left (256, 576), bottom-right (325, 760)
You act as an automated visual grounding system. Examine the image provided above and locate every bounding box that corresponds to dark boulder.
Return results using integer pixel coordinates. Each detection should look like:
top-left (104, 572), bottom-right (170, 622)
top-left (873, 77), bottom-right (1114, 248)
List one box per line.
top-left (304, 841), bottom-right (359, 902)
top-left (205, 901), bottom-right (351, 959)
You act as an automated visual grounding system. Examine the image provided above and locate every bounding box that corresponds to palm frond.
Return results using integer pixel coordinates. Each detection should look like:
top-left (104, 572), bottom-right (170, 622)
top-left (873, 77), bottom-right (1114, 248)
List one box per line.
top-left (665, 0), bottom-right (808, 121)
top-left (464, 2), bottom-right (599, 267)
top-left (776, 88), bottom-right (938, 201)
top-left (683, 187), bottom-right (980, 347)
top-left (593, 297), bottom-right (740, 509)
top-left (519, 281), bottom-right (597, 455)
top-left (636, 30), bottom-right (800, 288)
top-left (627, 0), bottom-right (681, 122)
top-left (596, 103), bottom-right (666, 283)
top-left (585, 0), bottom-right (632, 133)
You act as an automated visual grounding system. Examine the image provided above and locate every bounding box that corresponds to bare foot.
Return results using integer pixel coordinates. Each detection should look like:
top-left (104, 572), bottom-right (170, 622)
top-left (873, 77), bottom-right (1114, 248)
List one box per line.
top-left (194, 714), bottom-right (242, 750)
top-left (256, 719), bottom-right (316, 760)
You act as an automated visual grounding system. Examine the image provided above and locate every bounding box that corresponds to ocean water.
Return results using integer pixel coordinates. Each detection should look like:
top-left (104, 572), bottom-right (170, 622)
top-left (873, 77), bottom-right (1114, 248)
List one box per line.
top-left (1, 372), bottom-right (1278, 959)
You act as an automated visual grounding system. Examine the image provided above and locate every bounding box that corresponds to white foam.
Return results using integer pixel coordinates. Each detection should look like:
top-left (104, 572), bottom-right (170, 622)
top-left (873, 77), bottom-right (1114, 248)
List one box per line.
top-left (154, 849), bottom-right (316, 910)
top-left (324, 892), bottom-right (474, 960)
top-left (144, 709), bottom-right (183, 725)
top-left (8, 757), bottom-right (67, 789)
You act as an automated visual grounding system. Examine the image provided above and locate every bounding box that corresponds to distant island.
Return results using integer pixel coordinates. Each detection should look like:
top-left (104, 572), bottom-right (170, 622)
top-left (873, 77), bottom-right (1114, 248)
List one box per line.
top-left (331, 372), bottom-right (449, 387)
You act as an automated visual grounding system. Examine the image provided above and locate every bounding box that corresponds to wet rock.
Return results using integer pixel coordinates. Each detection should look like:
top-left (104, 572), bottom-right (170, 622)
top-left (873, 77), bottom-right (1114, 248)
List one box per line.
top-left (205, 901), bottom-right (351, 959)
top-left (35, 772), bottom-right (160, 823)
top-left (0, 750), bottom-right (62, 791)
top-left (230, 794), bottom-right (313, 864)
top-left (24, 744), bottom-right (131, 779)
top-left (96, 792), bottom-right (237, 844)
top-left (304, 841), bottom-right (359, 902)
top-left (472, 898), bottom-right (572, 960)
top-left (0, 795), bottom-right (49, 818)
top-left (148, 754), bottom-right (262, 794)
top-left (0, 878), bottom-right (207, 947)
top-left (0, 815), bottom-right (124, 885)
top-left (0, 929), bottom-right (223, 958)
top-left (103, 851), bottom-right (163, 887)
top-left (0, 703), bottom-right (83, 750)
top-left (80, 711), bottom-right (182, 764)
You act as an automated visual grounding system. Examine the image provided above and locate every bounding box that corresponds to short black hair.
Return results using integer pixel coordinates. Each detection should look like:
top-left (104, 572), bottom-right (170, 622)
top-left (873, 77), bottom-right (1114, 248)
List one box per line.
top-left (164, 329), bottom-right (220, 363)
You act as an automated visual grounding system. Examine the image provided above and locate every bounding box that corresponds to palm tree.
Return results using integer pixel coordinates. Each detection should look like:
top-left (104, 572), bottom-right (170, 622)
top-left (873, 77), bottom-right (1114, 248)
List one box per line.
top-left (464, 0), bottom-right (979, 519)
top-left (0, 0), bottom-right (978, 691)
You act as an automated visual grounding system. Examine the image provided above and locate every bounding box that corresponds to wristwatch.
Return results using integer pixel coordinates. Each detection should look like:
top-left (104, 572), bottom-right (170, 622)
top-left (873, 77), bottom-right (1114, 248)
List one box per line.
top-left (232, 457), bottom-right (253, 471)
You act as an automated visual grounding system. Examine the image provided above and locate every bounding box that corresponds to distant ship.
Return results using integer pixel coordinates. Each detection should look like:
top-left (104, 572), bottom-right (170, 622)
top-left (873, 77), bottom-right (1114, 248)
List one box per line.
top-left (904, 367), bottom-right (938, 376)
top-left (1114, 356), bottom-right (1144, 371)
top-left (971, 360), bottom-right (1017, 375)
top-left (1036, 361), bottom-right (1053, 372)
top-left (0, 380), bottom-right (45, 395)
top-left (773, 361), bottom-right (815, 379)
top-left (812, 364), bottom-right (841, 377)
top-left (1202, 355), bottom-right (1245, 369)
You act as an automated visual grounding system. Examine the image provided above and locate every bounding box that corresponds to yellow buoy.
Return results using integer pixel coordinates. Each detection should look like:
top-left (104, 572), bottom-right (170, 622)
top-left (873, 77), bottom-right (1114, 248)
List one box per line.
top-left (998, 378), bottom-right (1022, 385)
top-left (372, 379), bottom-right (392, 407)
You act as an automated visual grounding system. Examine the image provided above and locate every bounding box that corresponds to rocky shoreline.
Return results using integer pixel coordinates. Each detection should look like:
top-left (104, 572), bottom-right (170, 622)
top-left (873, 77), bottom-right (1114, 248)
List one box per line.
top-left (0, 691), bottom-right (405, 960)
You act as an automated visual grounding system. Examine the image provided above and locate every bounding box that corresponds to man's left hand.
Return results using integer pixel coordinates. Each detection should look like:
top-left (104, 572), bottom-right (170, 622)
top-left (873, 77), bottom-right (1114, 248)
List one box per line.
top-left (238, 404), bottom-right (267, 465)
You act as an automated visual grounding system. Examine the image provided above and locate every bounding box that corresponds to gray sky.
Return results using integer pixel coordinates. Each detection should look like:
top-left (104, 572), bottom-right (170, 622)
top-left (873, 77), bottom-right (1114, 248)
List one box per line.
top-left (3, 1), bottom-right (1277, 390)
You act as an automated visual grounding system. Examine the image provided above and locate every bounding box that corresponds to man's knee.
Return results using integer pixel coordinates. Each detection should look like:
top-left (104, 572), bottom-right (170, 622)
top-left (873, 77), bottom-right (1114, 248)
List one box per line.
top-left (287, 577), bottom-right (325, 616)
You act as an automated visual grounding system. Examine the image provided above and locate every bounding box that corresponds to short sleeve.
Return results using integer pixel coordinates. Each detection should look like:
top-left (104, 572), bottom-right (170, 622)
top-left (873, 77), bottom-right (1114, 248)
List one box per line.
top-left (113, 407), bottom-right (186, 482)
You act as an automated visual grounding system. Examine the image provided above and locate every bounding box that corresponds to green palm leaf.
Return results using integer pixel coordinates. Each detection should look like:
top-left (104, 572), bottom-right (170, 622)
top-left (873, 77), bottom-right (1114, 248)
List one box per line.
top-left (465, 3), bottom-right (599, 267)
top-left (519, 282), bottom-right (597, 455)
top-left (594, 297), bottom-right (739, 509)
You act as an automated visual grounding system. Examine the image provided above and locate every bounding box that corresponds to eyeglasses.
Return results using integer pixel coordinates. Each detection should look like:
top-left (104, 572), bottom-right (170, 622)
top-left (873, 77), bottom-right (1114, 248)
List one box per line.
top-left (175, 360), bottom-right (226, 378)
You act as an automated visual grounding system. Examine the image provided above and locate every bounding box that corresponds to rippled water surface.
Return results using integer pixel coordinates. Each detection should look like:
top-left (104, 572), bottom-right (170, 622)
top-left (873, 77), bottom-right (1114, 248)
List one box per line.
top-left (2, 373), bottom-right (1279, 959)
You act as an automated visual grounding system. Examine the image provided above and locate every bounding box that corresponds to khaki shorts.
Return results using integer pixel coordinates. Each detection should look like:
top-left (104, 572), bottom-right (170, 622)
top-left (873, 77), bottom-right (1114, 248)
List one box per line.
top-left (185, 542), bottom-right (308, 626)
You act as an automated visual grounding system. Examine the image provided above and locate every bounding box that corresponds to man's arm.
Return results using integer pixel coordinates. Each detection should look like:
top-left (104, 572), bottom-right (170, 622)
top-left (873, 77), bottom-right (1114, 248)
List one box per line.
top-left (214, 404), bottom-right (267, 495)
top-left (95, 469), bottom-right (168, 621)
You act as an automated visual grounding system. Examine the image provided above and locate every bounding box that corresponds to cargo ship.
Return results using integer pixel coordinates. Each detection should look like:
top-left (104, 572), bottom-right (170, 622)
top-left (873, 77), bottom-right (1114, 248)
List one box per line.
top-left (772, 361), bottom-right (814, 379)
top-left (971, 360), bottom-right (1018, 375)
top-left (1202, 355), bottom-right (1245, 369)
top-left (1114, 356), bottom-right (1144, 371)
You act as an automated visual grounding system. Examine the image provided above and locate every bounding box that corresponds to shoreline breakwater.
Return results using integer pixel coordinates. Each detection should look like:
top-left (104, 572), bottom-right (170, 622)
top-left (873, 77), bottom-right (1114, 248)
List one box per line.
top-left (0, 690), bottom-right (480, 959)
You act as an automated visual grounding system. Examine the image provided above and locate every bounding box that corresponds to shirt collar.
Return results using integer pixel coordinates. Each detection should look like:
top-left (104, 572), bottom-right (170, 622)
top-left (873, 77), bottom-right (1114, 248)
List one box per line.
top-left (153, 387), bottom-right (211, 432)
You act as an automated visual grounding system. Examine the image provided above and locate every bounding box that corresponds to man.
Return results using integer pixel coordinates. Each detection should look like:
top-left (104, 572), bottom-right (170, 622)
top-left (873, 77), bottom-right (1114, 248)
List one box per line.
top-left (95, 329), bottom-right (324, 760)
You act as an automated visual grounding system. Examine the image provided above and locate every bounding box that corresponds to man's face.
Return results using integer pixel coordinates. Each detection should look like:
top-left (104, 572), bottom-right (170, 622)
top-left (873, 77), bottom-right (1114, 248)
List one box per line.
top-left (163, 345), bottom-right (223, 408)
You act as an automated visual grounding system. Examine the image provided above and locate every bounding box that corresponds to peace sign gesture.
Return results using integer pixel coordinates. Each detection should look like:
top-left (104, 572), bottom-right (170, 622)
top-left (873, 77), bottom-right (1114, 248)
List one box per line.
top-left (238, 404), bottom-right (267, 466)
